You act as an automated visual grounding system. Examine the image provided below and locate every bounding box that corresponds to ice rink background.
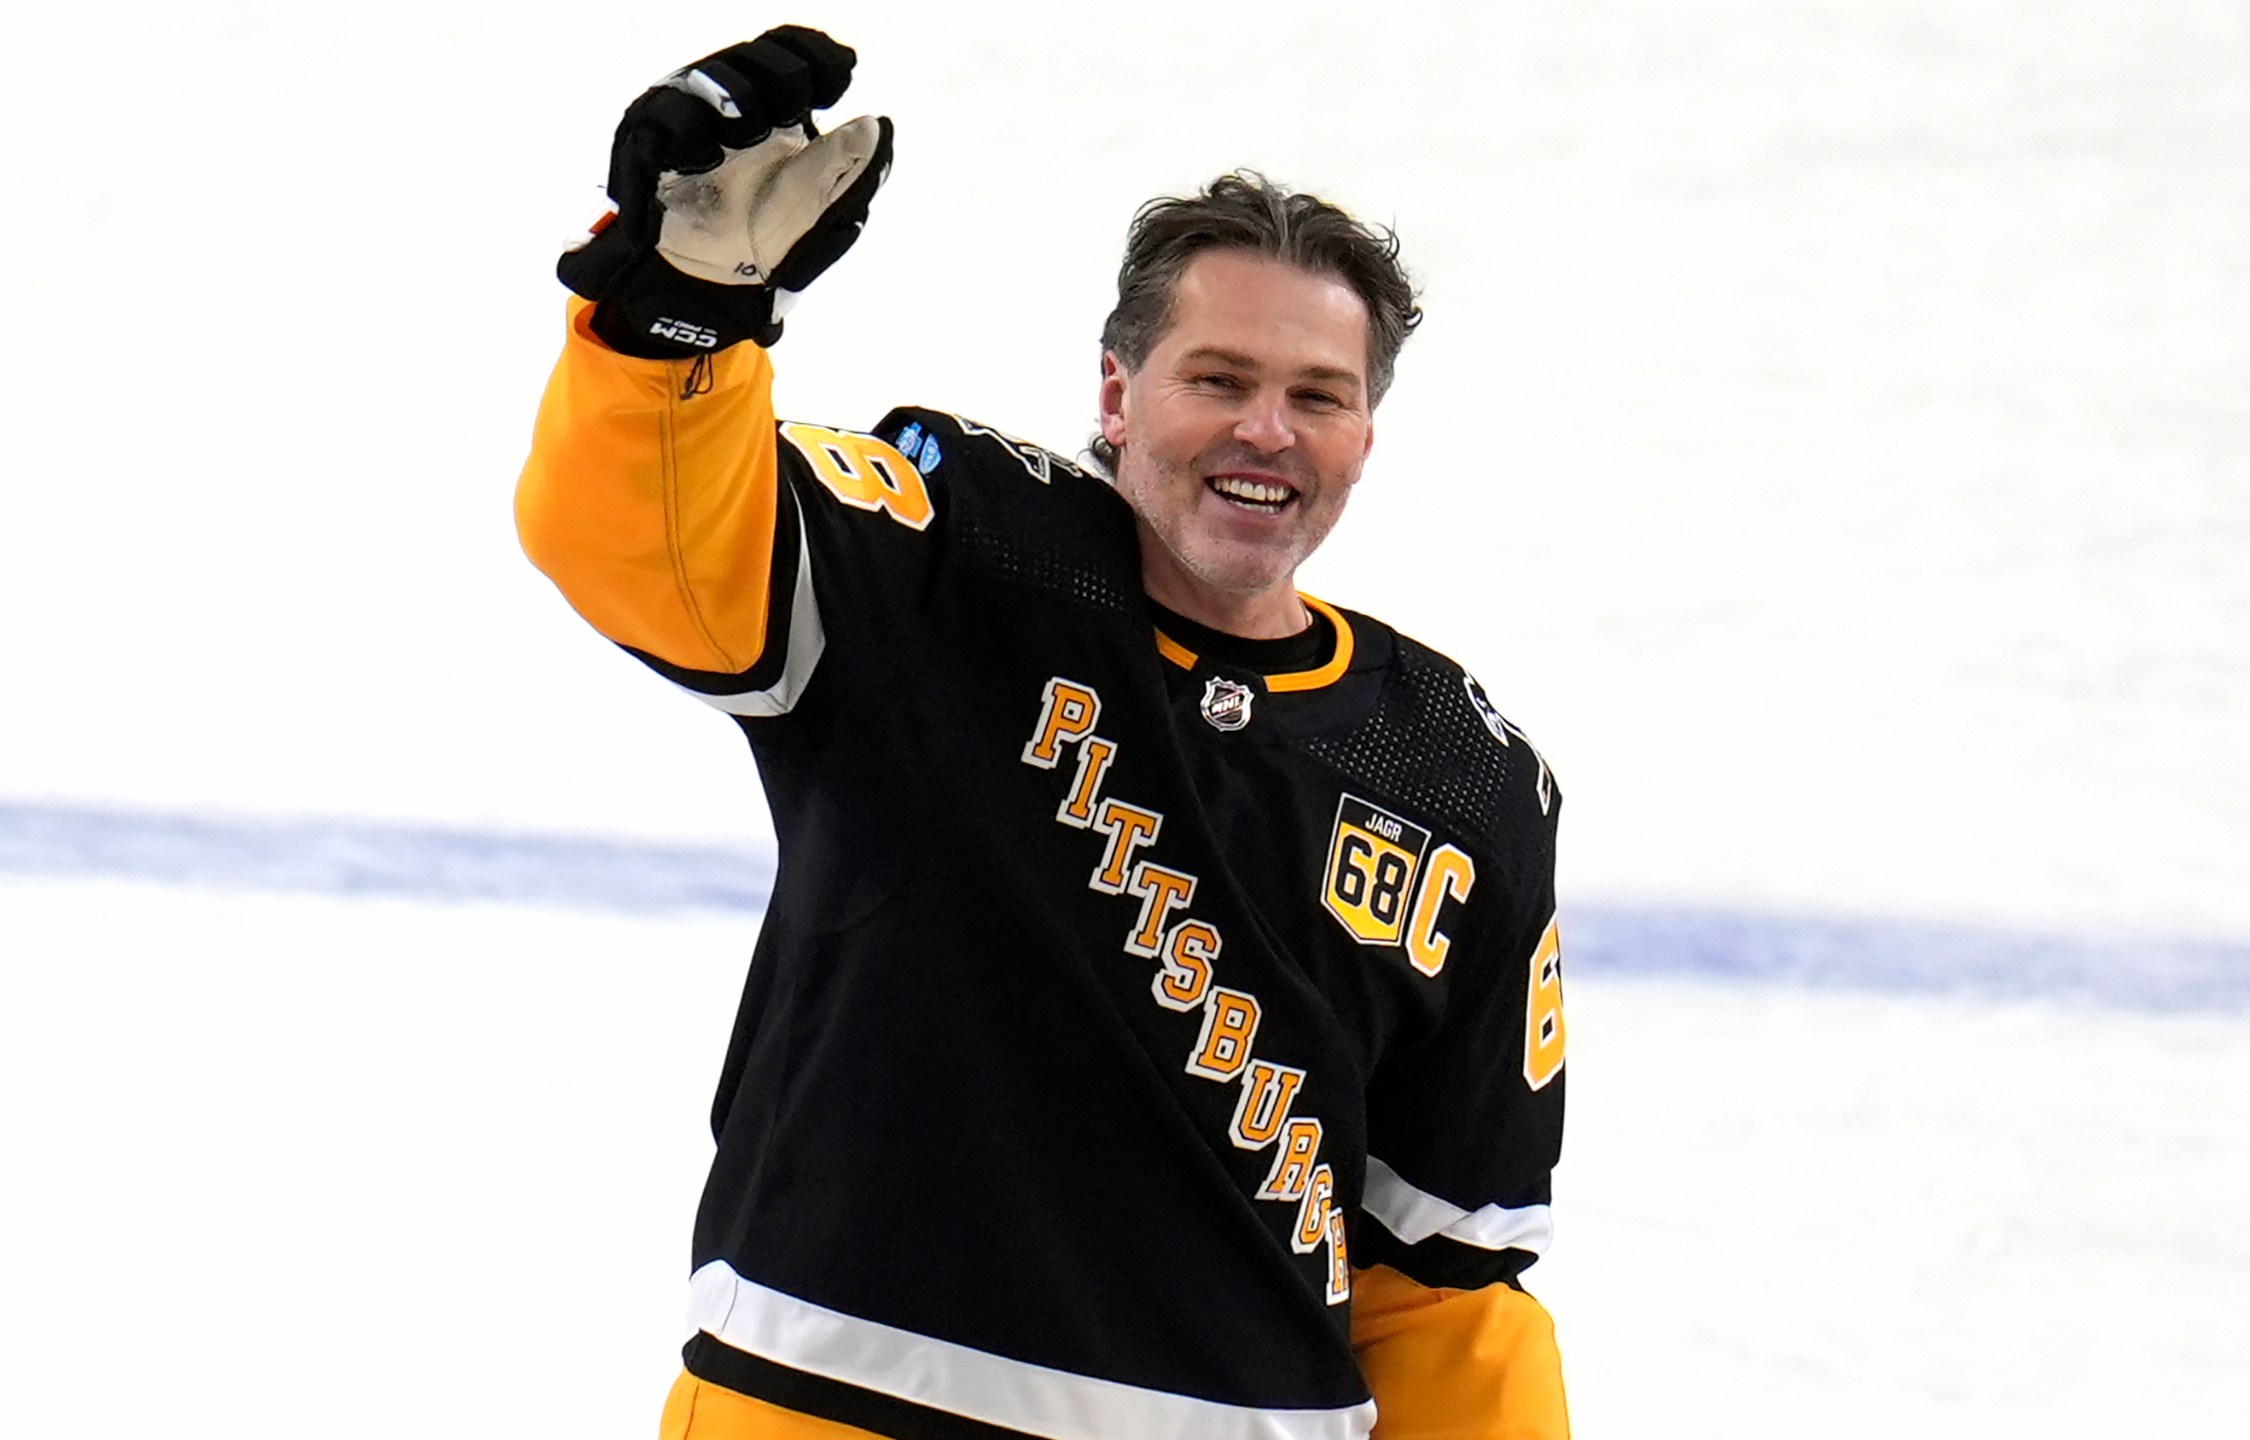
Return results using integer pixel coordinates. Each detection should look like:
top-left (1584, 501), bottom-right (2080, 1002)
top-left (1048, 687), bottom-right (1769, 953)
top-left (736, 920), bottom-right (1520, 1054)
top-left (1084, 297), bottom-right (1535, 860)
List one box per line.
top-left (2, 2), bottom-right (2245, 1436)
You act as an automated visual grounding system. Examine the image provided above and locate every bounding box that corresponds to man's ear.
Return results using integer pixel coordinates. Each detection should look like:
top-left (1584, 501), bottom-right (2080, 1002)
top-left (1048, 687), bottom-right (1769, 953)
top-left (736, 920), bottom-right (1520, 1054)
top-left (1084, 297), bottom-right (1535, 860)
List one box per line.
top-left (1097, 352), bottom-right (1130, 447)
top-left (1361, 417), bottom-right (1375, 461)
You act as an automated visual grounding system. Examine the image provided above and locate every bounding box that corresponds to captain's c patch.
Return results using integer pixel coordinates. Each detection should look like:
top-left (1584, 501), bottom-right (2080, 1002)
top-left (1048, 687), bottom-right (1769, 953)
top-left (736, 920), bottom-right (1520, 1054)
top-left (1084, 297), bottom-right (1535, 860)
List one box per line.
top-left (1321, 795), bottom-right (1432, 946)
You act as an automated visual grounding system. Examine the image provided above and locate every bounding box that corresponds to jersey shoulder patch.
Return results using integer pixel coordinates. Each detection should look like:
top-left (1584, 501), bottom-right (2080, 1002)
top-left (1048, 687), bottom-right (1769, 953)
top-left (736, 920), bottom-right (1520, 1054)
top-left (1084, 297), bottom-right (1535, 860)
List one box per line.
top-left (875, 407), bottom-right (1096, 489)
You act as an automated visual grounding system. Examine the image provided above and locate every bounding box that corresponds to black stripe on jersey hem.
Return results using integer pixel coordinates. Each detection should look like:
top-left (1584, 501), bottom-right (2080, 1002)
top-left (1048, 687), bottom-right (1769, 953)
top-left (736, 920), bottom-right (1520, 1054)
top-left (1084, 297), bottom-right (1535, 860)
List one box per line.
top-left (618, 484), bottom-right (805, 696)
top-left (683, 1333), bottom-right (1045, 1440)
top-left (1354, 1222), bottom-right (1537, 1293)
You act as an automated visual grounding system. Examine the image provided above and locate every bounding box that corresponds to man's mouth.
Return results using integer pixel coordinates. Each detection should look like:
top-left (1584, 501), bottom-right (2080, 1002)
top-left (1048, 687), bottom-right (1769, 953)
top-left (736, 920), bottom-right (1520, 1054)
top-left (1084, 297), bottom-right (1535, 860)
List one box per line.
top-left (1206, 474), bottom-right (1297, 513)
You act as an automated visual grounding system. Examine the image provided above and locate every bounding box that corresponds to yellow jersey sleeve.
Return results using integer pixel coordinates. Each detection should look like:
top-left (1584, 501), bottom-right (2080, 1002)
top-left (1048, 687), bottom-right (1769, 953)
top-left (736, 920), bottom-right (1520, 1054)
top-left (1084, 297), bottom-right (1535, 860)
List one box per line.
top-left (516, 297), bottom-right (784, 675)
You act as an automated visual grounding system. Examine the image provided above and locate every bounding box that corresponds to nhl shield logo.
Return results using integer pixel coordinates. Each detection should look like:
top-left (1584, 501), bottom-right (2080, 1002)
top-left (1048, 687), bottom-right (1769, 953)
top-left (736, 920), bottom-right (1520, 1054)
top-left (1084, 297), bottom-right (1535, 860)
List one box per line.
top-left (1200, 677), bottom-right (1255, 732)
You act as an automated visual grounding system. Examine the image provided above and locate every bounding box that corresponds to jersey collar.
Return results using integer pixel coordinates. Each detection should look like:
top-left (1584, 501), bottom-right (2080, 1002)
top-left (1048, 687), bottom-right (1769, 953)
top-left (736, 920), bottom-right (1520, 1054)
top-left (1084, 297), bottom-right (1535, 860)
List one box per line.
top-left (1151, 594), bottom-right (1356, 693)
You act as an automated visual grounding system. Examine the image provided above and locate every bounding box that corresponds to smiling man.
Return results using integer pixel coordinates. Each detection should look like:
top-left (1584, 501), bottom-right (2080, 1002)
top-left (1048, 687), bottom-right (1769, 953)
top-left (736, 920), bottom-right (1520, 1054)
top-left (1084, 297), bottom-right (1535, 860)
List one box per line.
top-left (1098, 244), bottom-right (1381, 639)
top-left (518, 25), bottom-right (1569, 1440)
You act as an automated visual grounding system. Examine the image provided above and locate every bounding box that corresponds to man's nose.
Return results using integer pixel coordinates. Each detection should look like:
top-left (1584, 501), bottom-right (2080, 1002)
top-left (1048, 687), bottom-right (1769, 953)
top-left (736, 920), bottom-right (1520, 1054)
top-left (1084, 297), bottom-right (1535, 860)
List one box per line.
top-left (1234, 393), bottom-right (1296, 453)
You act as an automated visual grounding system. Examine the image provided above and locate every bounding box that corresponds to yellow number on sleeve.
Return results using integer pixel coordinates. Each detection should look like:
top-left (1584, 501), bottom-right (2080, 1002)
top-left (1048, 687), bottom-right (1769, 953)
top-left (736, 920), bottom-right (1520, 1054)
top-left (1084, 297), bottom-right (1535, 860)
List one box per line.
top-left (781, 422), bottom-right (935, 531)
top-left (1523, 916), bottom-right (1566, 1090)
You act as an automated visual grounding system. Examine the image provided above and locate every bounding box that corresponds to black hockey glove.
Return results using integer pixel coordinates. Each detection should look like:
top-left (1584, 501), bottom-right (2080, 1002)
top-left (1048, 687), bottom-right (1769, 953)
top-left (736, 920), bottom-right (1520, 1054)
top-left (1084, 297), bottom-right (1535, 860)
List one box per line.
top-left (557, 25), bottom-right (894, 358)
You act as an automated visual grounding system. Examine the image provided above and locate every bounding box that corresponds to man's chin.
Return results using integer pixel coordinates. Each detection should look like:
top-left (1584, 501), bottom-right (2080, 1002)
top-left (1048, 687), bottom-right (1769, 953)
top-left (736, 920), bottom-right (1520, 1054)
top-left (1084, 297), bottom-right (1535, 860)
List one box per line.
top-left (1175, 549), bottom-right (1300, 602)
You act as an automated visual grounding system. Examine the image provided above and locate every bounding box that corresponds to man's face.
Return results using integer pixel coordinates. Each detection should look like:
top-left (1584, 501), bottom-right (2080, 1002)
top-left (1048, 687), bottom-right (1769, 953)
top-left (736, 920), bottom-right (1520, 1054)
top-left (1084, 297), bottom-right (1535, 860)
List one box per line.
top-left (1099, 249), bottom-right (1377, 636)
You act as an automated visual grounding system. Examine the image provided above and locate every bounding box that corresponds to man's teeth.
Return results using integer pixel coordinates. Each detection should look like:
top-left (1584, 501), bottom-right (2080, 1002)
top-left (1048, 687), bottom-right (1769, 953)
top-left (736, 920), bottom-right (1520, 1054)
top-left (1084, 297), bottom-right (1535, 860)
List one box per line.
top-left (1210, 476), bottom-right (1292, 507)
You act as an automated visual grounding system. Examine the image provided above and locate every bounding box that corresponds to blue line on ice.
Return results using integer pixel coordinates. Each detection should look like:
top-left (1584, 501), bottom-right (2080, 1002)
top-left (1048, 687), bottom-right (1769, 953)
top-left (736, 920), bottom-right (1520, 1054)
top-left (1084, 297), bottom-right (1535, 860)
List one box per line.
top-left (5, 800), bottom-right (2244, 1014)
top-left (0, 800), bottom-right (772, 917)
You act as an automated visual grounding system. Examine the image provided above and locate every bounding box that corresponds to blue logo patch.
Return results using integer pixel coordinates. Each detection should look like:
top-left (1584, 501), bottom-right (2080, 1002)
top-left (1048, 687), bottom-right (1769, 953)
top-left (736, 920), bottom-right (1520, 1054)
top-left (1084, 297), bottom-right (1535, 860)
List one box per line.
top-left (893, 424), bottom-right (924, 462)
top-left (917, 435), bottom-right (943, 474)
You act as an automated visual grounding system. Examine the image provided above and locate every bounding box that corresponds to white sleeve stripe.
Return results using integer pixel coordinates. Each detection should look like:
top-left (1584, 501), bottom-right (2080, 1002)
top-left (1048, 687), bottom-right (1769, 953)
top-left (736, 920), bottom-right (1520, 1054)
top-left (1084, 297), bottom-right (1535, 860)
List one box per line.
top-left (686, 1261), bottom-right (1376, 1440)
top-left (1362, 1156), bottom-right (1554, 1255)
top-left (685, 490), bottom-right (825, 718)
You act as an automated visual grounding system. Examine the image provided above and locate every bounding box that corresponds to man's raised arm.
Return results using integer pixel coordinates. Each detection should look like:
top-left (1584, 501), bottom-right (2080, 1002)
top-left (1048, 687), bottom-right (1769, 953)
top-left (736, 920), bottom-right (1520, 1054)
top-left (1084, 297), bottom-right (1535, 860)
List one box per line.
top-left (516, 26), bottom-right (891, 682)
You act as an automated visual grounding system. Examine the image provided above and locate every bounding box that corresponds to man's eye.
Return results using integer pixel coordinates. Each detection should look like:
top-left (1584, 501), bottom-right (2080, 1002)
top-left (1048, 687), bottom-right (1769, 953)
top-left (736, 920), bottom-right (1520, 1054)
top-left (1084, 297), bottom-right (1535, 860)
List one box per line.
top-left (1195, 373), bottom-right (1245, 390)
top-left (1295, 389), bottom-right (1343, 408)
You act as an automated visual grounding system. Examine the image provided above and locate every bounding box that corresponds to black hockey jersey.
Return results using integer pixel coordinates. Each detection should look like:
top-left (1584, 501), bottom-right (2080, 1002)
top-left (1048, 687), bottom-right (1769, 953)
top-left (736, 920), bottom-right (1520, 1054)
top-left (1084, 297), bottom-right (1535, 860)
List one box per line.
top-left (518, 307), bottom-right (1566, 1440)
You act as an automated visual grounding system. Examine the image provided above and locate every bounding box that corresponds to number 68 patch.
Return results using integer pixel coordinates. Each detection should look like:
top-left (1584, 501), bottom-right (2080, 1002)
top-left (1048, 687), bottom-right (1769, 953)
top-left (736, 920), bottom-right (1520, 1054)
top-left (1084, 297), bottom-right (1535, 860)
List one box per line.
top-left (1321, 795), bottom-right (1479, 979)
top-left (1322, 795), bottom-right (1431, 946)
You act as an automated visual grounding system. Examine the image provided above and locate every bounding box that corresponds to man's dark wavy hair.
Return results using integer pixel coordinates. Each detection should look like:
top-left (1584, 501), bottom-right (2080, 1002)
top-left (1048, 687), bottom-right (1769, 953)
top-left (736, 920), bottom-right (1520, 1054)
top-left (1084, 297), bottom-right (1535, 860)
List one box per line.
top-left (1090, 171), bottom-right (1422, 473)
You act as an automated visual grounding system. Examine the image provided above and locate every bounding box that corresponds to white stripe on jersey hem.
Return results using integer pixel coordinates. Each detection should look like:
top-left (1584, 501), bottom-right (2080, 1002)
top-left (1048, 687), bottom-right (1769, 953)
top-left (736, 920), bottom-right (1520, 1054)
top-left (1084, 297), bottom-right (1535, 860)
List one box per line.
top-left (689, 491), bottom-right (826, 718)
top-left (686, 1261), bottom-right (1375, 1440)
top-left (1362, 1156), bottom-right (1554, 1255)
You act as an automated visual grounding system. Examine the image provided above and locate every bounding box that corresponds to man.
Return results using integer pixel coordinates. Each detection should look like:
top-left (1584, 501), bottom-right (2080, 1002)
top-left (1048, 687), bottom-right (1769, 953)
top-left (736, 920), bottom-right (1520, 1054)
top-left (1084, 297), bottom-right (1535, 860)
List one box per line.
top-left (519, 26), bottom-right (1569, 1440)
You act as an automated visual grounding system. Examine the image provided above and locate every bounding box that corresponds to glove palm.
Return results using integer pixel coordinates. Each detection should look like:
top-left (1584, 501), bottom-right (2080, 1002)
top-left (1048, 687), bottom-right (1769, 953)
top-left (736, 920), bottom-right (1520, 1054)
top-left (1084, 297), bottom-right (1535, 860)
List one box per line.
top-left (558, 26), bottom-right (893, 357)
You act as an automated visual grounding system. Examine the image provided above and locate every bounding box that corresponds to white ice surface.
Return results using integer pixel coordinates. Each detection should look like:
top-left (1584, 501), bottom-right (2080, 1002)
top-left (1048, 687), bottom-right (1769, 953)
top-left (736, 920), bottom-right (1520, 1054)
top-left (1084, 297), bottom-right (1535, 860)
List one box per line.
top-left (0, 880), bottom-right (737, 1436)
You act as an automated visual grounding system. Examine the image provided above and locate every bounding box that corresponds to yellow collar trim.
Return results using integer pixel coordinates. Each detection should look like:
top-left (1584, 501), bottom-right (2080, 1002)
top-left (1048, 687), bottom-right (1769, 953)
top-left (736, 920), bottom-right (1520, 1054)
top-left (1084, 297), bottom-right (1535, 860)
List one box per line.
top-left (1266, 595), bottom-right (1354, 692)
top-left (1153, 629), bottom-right (1200, 670)
top-left (1149, 594), bottom-right (1355, 693)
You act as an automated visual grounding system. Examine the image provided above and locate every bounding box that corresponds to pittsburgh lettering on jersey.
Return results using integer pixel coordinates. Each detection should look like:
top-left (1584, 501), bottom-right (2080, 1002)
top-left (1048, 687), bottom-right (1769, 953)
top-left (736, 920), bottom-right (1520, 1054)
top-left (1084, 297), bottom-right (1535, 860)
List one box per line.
top-left (1022, 677), bottom-right (1350, 1305)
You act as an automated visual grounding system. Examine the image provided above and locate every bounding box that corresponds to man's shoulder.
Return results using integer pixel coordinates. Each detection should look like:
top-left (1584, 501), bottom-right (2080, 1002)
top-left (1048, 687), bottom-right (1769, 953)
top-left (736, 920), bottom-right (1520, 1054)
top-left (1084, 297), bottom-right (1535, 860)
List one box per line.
top-left (862, 407), bottom-right (1143, 613)
top-left (1315, 604), bottom-right (1561, 849)
top-left (872, 407), bottom-right (1105, 493)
